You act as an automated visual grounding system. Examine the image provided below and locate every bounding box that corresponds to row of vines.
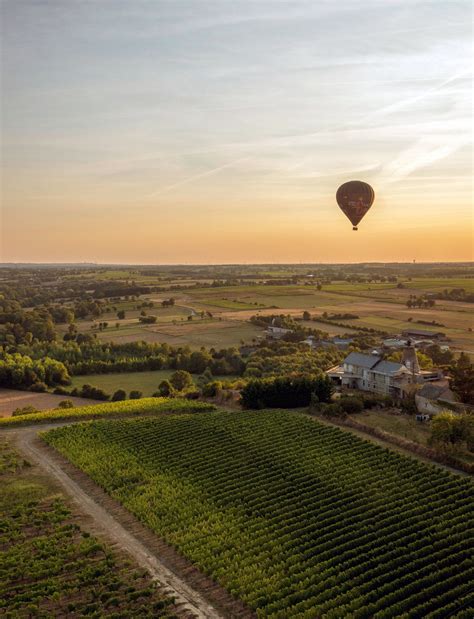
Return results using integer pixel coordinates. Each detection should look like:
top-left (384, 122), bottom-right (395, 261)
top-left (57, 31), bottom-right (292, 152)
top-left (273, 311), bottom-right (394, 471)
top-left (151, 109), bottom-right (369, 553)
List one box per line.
top-left (44, 410), bottom-right (474, 618)
top-left (0, 439), bottom-right (182, 618)
top-left (0, 397), bottom-right (215, 427)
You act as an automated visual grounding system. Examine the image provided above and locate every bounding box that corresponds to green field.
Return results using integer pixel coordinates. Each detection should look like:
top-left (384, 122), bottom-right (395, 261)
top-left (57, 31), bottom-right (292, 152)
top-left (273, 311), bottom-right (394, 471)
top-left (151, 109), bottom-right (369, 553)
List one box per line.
top-left (0, 439), bottom-right (180, 617)
top-left (70, 370), bottom-right (178, 396)
top-left (95, 318), bottom-right (263, 349)
top-left (44, 410), bottom-right (474, 618)
top-left (69, 370), bottom-right (240, 396)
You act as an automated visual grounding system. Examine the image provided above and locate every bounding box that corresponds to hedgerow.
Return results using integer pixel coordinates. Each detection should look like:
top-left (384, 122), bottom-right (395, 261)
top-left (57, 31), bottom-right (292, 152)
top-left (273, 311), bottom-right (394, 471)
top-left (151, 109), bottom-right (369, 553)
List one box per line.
top-left (44, 410), bottom-right (474, 617)
top-left (0, 397), bottom-right (215, 427)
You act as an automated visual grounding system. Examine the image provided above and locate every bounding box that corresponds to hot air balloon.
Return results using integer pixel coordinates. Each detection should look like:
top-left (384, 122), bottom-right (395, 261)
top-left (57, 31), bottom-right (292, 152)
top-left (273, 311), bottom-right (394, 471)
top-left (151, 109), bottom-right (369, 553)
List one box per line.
top-left (336, 180), bottom-right (374, 231)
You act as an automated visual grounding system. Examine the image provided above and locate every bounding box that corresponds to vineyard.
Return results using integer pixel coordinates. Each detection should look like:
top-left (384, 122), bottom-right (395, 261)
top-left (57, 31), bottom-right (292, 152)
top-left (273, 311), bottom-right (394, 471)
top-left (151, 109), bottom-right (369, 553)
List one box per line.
top-left (0, 397), bottom-right (215, 427)
top-left (44, 410), bottom-right (474, 618)
top-left (0, 439), bottom-right (182, 618)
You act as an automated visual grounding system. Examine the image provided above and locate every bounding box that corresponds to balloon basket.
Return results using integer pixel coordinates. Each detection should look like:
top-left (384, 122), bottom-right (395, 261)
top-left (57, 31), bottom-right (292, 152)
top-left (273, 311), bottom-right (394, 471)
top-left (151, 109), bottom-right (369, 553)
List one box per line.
top-left (352, 226), bottom-right (358, 231)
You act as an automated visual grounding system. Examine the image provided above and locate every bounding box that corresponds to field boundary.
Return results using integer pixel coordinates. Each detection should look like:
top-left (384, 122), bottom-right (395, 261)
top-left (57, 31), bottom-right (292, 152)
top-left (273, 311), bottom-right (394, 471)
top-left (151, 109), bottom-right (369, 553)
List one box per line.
top-left (13, 427), bottom-right (254, 619)
top-left (310, 413), bottom-right (473, 475)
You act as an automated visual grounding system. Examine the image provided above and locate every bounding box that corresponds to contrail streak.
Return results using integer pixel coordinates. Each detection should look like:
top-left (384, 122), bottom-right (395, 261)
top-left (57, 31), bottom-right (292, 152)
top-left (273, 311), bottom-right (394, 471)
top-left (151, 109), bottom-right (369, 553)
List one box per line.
top-left (143, 156), bottom-right (252, 198)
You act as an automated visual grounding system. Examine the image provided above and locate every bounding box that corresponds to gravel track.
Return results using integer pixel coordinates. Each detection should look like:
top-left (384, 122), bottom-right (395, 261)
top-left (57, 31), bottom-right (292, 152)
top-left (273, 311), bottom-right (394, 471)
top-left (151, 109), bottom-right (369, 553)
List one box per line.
top-left (7, 423), bottom-right (253, 619)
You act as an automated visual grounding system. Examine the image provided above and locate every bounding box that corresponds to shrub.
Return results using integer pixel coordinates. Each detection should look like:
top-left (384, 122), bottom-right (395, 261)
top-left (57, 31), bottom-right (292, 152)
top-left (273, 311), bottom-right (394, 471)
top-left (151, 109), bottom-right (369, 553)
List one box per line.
top-left (202, 381), bottom-right (223, 397)
top-left (111, 389), bottom-right (127, 401)
top-left (129, 390), bottom-right (143, 400)
top-left (12, 405), bottom-right (40, 417)
top-left (359, 393), bottom-right (390, 409)
top-left (157, 380), bottom-right (174, 397)
top-left (29, 382), bottom-right (47, 392)
top-left (400, 393), bottom-right (417, 414)
top-left (339, 397), bottom-right (364, 414)
top-left (80, 384), bottom-right (110, 401)
top-left (57, 400), bottom-right (74, 409)
top-left (170, 370), bottom-right (193, 392)
top-left (53, 386), bottom-right (70, 395)
top-left (321, 402), bottom-right (345, 417)
top-left (185, 390), bottom-right (201, 400)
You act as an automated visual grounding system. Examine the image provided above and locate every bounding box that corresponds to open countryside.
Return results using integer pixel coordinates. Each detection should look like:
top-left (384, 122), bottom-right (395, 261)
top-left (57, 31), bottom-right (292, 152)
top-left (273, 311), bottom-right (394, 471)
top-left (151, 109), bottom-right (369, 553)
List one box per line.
top-left (58, 270), bottom-right (473, 355)
top-left (1, 1), bottom-right (473, 617)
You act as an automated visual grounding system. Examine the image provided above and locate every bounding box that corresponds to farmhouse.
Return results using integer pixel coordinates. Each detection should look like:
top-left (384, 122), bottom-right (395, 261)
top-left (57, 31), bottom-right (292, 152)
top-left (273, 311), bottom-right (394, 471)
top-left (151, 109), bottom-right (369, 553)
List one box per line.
top-left (327, 352), bottom-right (415, 398)
top-left (401, 328), bottom-right (446, 341)
top-left (266, 325), bottom-right (292, 339)
top-left (327, 343), bottom-right (445, 399)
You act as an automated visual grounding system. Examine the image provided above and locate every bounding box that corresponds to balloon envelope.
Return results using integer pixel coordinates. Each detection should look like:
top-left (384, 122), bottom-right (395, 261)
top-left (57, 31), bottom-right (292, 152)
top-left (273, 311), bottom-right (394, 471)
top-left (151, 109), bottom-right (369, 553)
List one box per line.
top-left (336, 180), bottom-right (374, 230)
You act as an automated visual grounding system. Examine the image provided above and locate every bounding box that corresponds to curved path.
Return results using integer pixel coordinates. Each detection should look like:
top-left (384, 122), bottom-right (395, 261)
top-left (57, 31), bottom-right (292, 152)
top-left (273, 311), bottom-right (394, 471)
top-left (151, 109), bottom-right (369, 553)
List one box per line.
top-left (6, 423), bottom-right (252, 619)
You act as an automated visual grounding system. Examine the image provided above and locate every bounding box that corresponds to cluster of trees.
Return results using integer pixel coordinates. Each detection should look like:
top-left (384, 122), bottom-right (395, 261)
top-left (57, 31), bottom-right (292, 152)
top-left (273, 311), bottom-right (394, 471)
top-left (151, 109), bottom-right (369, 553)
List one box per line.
top-left (434, 288), bottom-right (474, 303)
top-left (250, 314), bottom-right (300, 330)
top-left (138, 315), bottom-right (157, 324)
top-left (449, 353), bottom-right (474, 404)
top-left (155, 370), bottom-right (196, 398)
top-left (313, 393), bottom-right (393, 417)
top-left (321, 312), bottom-right (359, 321)
top-left (67, 384), bottom-right (145, 401)
top-left (424, 344), bottom-right (454, 366)
top-left (0, 297), bottom-right (56, 345)
top-left (11, 339), bottom-right (246, 378)
top-left (250, 313), bottom-right (336, 343)
top-left (244, 341), bottom-right (343, 378)
top-left (241, 375), bottom-right (333, 409)
top-left (406, 295), bottom-right (435, 308)
top-left (429, 411), bottom-right (473, 452)
top-left (0, 352), bottom-right (70, 390)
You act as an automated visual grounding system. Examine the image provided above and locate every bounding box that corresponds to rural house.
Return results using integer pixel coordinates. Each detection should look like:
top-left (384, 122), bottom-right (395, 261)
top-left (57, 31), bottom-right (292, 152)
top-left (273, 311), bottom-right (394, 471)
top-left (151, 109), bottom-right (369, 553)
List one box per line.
top-left (327, 345), bottom-right (443, 399)
top-left (328, 351), bottom-right (414, 398)
top-left (266, 325), bottom-right (293, 339)
top-left (401, 328), bottom-right (446, 341)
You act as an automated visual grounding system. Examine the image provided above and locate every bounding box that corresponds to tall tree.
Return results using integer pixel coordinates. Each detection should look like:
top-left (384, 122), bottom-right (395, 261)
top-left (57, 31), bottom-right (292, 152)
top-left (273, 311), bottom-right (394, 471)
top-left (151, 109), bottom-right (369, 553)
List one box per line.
top-left (450, 353), bottom-right (474, 404)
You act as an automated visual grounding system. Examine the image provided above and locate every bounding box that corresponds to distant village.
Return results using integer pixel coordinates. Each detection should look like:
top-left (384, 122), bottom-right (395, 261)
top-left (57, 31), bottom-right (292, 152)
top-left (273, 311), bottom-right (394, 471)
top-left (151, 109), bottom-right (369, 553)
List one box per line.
top-left (265, 322), bottom-right (459, 419)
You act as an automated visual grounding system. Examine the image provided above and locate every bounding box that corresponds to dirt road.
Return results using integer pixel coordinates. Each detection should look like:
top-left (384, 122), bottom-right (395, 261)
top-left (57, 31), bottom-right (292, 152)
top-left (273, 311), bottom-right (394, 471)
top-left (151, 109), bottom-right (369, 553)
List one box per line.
top-left (8, 424), bottom-right (243, 619)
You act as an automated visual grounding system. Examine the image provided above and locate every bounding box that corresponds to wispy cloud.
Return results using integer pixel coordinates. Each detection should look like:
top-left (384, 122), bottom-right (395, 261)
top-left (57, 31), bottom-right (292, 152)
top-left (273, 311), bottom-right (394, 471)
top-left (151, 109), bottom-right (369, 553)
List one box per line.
top-left (380, 134), bottom-right (471, 184)
top-left (143, 156), bottom-right (252, 198)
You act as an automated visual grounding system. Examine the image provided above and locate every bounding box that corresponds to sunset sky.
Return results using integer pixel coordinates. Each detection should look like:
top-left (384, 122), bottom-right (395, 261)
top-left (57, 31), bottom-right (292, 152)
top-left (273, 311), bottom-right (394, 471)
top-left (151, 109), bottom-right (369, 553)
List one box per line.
top-left (1, 0), bottom-right (472, 264)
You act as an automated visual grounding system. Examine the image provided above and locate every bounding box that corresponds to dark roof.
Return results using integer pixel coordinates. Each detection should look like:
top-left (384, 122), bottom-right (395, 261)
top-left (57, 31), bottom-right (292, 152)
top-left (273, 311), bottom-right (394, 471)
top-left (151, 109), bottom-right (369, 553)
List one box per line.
top-left (401, 329), bottom-right (445, 337)
top-left (418, 383), bottom-right (452, 400)
top-left (373, 360), bottom-right (406, 375)
top-left (343, 352), bottom-right (381, 369)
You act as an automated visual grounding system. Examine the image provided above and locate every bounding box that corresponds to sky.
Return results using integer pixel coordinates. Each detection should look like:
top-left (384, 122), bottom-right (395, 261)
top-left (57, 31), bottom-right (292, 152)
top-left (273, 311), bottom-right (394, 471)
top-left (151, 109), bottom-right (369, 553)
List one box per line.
top-left (1, 0), bottom-right (472, 264)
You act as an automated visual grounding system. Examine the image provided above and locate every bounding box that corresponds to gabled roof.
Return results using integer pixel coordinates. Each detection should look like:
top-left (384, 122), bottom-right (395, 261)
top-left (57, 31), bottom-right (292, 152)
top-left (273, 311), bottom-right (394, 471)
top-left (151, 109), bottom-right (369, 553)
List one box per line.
top-left (417, 383), bottom-right (454, 401)
top-left (343, 352), bottom-right (381, 369)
